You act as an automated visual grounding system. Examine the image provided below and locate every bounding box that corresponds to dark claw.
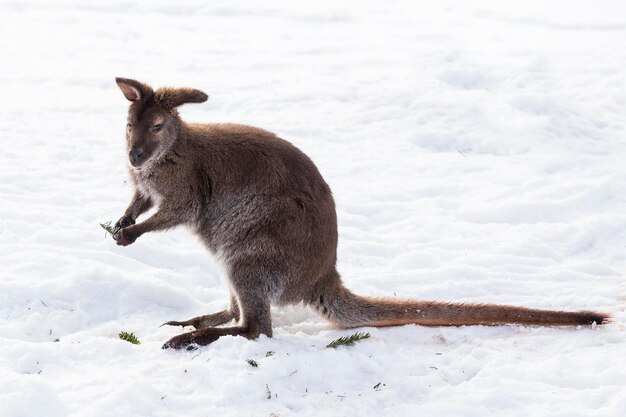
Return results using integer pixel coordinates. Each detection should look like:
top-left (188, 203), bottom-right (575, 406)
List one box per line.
top-left (161, 321), bottom-right (186, 327)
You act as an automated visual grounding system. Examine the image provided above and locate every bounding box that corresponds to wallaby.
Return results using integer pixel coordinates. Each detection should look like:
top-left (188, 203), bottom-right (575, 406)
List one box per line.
top-left (112, 77), bottom-right (610, 350)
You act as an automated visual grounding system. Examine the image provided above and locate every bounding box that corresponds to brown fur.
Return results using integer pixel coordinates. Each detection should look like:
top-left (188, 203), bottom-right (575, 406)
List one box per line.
top-left (112, 78), bottom-right (611, 350)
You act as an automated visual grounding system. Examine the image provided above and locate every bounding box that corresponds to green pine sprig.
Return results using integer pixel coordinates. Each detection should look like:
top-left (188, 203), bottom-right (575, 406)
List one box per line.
top-left (100, 221), bottom-right (121, 239)
top-left (119, 331), bottom-right (140, 345)
top-left (246, 358), bottom-right (259, 367)
top-left (326, 332), bottom-right (370, 348)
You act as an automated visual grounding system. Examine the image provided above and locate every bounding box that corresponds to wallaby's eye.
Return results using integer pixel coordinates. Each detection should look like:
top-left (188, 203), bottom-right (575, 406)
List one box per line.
top-left (126, 123), bottom-right (132, 130)
top-left (152, 124), bottom-right (163, 132)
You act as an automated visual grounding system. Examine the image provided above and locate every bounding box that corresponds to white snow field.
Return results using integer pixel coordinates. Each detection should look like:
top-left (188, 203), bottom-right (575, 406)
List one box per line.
top-left (1, 0), bottom-right (626, 416)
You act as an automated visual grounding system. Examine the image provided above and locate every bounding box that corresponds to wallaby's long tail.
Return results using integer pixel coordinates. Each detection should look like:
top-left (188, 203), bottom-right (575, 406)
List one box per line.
top-left (315, 282), bottom-right (610, 328)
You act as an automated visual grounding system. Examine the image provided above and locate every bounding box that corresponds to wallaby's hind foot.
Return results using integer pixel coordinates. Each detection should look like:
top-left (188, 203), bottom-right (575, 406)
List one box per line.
top-left (162, 291), bottom-right (272, 350)
top-left (161, 310), bottom-right (236, 329)
top-left (162, 296), bottom-right (241, 329)
top-left (162, 328), bottom-right (224, 350)
top-left (162, 325), bottom-right (264, 350)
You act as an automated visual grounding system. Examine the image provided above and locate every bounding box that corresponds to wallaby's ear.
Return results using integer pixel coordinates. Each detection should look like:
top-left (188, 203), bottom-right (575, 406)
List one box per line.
top-left (115, 77), bottom-right (153, 102)
top-left (156, 87), bottom-right (209, 108)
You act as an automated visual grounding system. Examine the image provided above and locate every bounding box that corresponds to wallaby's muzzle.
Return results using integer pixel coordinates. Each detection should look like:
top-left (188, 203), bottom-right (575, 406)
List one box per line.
top-left (129, 147), bottom-right (144, 166)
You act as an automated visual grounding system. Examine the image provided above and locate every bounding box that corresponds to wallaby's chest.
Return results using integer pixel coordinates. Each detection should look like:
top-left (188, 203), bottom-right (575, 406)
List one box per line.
top-left (136, 175), bottom-right (164, 208)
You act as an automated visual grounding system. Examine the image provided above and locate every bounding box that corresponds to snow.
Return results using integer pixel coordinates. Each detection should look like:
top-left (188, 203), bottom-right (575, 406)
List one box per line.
top-left (1, 0), bottom-right (626, 416)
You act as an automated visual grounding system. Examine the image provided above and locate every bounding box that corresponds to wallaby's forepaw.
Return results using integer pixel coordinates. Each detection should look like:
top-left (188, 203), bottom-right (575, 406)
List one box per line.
top-left (161, 329), bottom-right (220, 350)
top-left (115, 215), bottom-right (135, 229)
top-left (116, 226), bottom-right (138, 246)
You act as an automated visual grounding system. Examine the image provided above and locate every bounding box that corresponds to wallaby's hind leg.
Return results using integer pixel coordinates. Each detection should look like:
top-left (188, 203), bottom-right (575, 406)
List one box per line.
top-left (162, 288), bottom-right (272, 350)
top-left (162, 295), bottom-right (240, 329)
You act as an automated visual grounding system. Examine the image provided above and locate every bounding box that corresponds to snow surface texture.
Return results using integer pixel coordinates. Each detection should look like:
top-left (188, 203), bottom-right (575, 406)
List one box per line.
top-left (1, 0), bottom-right (625, 416)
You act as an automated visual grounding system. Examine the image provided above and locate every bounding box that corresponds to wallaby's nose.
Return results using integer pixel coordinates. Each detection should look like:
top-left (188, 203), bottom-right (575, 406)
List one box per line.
top-left (129, 148), bottom-right (144, 165)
